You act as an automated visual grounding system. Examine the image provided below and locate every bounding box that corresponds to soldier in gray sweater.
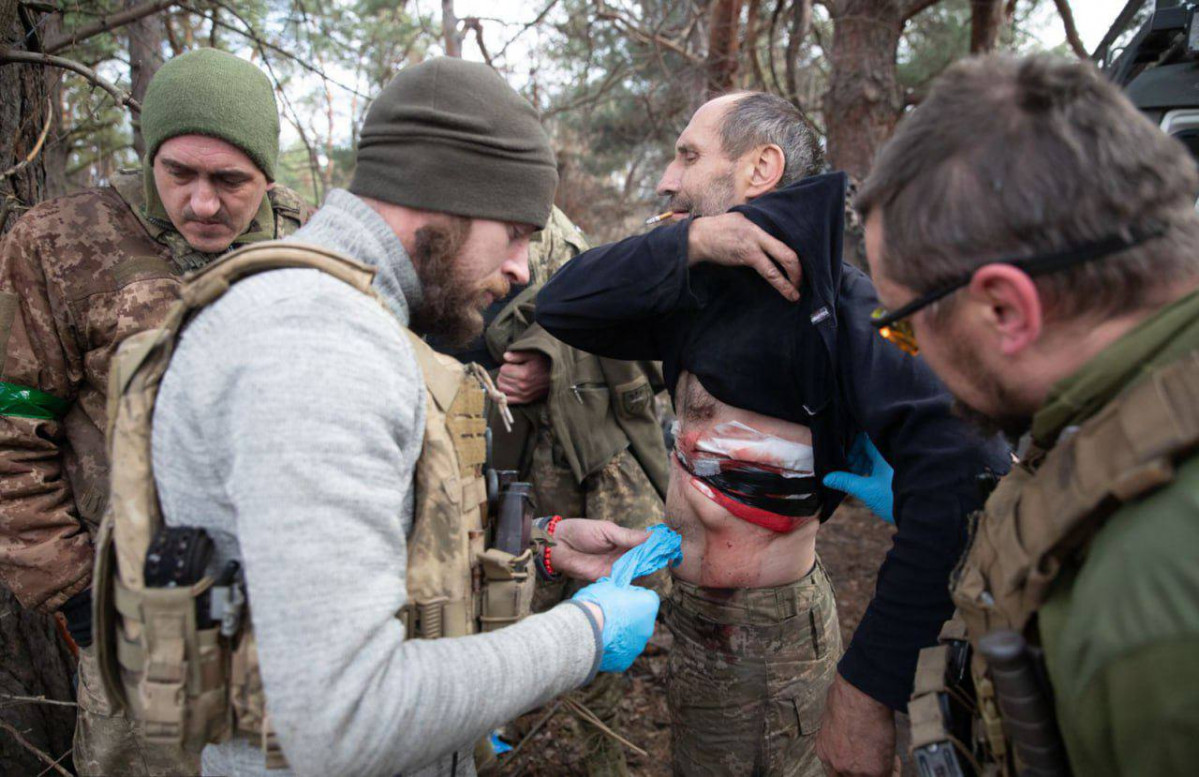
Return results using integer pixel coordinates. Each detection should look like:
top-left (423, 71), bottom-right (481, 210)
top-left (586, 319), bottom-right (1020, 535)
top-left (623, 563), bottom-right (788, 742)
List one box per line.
top-left (151, 58), bottom-right (661, 777)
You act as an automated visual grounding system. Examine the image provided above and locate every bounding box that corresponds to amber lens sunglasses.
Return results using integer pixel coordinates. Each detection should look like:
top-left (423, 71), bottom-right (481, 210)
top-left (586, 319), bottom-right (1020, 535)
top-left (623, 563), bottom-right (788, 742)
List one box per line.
top-left (870, 223), bottom-right (1166, 356)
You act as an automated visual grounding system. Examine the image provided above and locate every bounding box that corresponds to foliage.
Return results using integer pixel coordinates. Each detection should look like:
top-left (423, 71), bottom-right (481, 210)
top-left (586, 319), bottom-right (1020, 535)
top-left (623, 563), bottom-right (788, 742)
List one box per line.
top-left (21, 0), bottom-right (1088, 231)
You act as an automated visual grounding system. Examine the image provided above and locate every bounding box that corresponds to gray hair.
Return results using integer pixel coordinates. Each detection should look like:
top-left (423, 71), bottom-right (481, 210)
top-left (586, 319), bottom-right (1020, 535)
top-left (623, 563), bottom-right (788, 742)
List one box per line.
top-left (857, 54), bottom-right (1199, 323)
top-left (718, 92), bottom-right (825, 187)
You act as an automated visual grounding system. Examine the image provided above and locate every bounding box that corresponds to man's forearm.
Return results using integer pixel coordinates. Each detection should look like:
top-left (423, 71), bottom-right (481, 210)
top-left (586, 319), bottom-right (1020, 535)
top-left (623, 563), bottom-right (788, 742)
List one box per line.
top-left (535, 221), bottom-right (693, 359)
top-left (0, 417), bottom-right (93, 612)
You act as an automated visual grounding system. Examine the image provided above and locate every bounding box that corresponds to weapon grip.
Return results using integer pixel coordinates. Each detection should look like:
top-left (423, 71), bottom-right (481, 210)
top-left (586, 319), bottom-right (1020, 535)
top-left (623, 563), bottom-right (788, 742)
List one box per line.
top-left (494, 481), bottom-right (534, 555)
top-left (978, 630), bottom-right (1071, 777)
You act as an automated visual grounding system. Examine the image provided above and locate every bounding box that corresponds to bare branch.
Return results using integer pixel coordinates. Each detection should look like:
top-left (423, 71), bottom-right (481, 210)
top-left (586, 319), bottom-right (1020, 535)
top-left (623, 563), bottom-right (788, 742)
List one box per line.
top-left (178, 0), bottom-right (371, 99)
top-left (0, 719), bottom-right (73, 777)
top-left (462, 18), bottom-right (493, 67)
top-left (494, 0), bottom-right (560, 62)
top-left (0, 98), bottom-right (53, 179)
top-left (1051, 0), bottom-right (1087, 58)
top-left (594, 3), bottom-right (703, 64)
top-left (0, 693), bottom-right (77, 708)
top-left (34, 747), bottom-right (73, 777)
top-left (0, 51), bottom-right (141, 112)
top-left (43, 0), bottom-right (180, 53)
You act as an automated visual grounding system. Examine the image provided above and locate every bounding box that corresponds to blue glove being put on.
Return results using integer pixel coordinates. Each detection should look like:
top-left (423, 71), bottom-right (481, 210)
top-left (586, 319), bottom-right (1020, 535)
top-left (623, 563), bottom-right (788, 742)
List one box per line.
top-left (822, 434), bottom-right (895, 524)
top-left (573, 524), bottom-right (682, 672)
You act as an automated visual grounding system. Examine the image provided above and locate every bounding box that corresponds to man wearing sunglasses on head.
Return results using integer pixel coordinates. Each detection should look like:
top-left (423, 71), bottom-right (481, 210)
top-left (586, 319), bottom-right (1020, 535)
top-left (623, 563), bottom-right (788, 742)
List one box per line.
top-left (536, 91), bottom-right (1010, 777)
top-left (859, 54), bottom-right (1199, 777)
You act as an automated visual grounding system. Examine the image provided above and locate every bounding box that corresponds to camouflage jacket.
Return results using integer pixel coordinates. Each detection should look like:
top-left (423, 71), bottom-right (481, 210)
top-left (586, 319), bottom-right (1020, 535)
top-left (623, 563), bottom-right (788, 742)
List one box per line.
top-left (484, 207), bottom-right (668, 497)
top-left (0, 171), bottom-right (307, 611)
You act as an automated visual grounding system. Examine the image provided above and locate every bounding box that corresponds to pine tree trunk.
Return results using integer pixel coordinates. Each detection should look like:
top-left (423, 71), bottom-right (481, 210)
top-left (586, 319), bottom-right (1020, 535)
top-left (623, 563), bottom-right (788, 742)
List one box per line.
top-left (128, 0), bottom-right (165, 158)
top-left (822, 0), bottom-right (906, 266)
top-left (1, 5), bottom-right (80, 775)
top-left (970, 0), bottom-right (1006, 52)
top-left (823, 0), bottom-right (905, 184)
top-left (705, 0), bottom-right (744, 95)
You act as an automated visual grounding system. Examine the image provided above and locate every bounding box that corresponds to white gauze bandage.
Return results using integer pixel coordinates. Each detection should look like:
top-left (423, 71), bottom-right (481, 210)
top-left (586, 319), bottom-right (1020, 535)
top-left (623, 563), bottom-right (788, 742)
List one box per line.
top-left (673, 420), bottom-right (814, 477)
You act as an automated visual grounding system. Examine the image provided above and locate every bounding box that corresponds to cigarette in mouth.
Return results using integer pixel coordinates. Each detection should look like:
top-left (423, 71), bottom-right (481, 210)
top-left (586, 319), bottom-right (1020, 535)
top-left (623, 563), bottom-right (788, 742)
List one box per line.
top-left (644, 210), bottom-right (675, 226)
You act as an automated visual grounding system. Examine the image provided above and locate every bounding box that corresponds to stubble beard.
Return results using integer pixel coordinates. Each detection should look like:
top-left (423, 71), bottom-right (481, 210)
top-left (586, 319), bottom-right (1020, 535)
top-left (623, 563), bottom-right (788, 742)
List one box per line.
top-left (945, 332), bottom-right (1032, 441)
top-left (409, 219), bottom-right (510, 348)
top-left (669, 168), bottom-right (738, 217)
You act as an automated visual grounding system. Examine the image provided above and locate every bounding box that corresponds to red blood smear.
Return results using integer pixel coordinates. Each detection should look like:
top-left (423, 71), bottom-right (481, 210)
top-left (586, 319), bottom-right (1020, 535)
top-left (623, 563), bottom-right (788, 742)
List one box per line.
top-left (699, 477), bottom-right (813, 533)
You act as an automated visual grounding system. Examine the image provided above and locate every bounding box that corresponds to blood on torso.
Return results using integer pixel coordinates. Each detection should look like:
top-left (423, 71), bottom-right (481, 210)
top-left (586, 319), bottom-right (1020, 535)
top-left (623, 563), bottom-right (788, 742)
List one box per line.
top-left (665, 372), bottom-right (820, 589)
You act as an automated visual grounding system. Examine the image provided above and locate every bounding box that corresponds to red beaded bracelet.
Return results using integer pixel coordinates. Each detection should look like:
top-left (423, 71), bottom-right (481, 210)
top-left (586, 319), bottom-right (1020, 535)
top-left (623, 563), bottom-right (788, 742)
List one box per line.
top-left (543, 515), bottom-right (564, 577)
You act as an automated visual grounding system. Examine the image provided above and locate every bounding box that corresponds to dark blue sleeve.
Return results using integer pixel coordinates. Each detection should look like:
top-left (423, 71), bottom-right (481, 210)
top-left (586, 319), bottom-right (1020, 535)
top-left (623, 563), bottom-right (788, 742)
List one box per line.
top-left (834, 267), bottom-right (1011, 710)
top-left (535, 221), bottom-right (695, 360)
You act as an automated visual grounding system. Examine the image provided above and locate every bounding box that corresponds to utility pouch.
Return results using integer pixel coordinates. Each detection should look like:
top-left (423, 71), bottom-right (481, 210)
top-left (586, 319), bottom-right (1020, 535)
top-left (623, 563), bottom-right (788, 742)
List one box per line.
top-left (910, 619), bottom-right (977, 777)
top-left (128, 579), bottom-right (229, 749)
top-left (478, 548), bottom-right (536, 632)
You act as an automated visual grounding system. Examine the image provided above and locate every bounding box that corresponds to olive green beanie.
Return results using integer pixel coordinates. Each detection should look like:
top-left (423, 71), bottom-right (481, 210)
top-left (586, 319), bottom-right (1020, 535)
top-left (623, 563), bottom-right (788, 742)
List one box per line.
top-left (350, 57), bottom-right (558, 228)
top-left (141, 48), bottom-right (280, 180)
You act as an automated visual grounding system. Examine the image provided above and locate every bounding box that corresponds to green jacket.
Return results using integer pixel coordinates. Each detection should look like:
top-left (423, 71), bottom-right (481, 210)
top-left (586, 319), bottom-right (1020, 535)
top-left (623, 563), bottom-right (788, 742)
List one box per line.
top-left (483, 208), bottom-right (668, 497)
top-left (1034, 287), bottom-right (1199, 777)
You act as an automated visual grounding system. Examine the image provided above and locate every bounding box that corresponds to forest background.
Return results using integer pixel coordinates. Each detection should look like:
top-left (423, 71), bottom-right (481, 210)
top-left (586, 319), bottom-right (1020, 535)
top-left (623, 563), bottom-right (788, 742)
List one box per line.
top-left (0, 0), bottom-right (1145, 774)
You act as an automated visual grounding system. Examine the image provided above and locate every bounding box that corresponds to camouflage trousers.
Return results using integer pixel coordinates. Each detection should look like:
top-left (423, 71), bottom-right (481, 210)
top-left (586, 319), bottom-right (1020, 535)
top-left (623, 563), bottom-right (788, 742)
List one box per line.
top-left (529, 430), bottom-right (666, 777)
top-left (665, 560), bottom-right (841, 777)
top-left (74, 644), bottom-right (200, 776)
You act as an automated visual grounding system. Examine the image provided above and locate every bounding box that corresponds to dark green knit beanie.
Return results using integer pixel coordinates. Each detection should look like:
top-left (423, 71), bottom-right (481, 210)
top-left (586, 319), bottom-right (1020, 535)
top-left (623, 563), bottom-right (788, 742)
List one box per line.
top-left (350, 57), bottom-right (557, 228)
top-left (141, 48), bottom-right (280, 180)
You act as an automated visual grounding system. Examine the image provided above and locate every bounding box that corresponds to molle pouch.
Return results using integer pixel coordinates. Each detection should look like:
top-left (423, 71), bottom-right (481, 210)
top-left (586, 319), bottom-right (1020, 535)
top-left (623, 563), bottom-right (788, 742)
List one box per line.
top-left (478, 547), bottom-right (536, 632)
top-left (909, 618), bottom-right (977, 777)
top-left (94, 518), bottom-right (232, 754)
top-left (130, 578), bottom-right (229, 750)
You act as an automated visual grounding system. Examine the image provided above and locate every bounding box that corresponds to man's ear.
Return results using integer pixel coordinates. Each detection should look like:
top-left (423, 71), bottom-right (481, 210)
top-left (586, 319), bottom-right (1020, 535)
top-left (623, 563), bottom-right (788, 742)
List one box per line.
top-left (967, 264), bottom-right (1043, 357)
top-left (266, 181), bottom-right (277, 191)
top-left (743, 144), bottom-right (786, 198)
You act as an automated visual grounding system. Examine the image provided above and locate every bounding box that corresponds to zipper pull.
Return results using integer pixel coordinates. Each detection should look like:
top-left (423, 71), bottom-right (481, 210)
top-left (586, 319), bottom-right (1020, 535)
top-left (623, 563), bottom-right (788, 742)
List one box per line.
top-left (571, 384), bottom-right (584, 404)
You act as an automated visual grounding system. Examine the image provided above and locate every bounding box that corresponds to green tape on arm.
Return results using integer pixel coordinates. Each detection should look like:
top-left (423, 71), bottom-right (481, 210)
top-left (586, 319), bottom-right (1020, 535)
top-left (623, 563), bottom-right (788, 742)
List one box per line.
top-left (0, 381), bottom-right (70, 420)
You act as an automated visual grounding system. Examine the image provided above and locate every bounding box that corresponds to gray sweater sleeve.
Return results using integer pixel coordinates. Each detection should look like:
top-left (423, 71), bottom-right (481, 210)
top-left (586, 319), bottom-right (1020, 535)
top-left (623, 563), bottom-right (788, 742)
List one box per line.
top-left (157, 270), bottom-right (600, 777)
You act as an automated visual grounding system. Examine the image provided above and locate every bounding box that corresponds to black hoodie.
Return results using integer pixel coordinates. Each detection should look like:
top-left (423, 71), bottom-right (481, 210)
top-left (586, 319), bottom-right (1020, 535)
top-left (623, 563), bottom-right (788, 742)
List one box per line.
top-left (536, 172), bottom-right (1010, 710)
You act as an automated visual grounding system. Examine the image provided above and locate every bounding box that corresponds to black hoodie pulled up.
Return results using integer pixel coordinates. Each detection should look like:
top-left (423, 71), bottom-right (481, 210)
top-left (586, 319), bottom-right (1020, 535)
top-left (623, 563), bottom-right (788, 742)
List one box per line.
top-left (536, 172), bottom-right (1010, 710)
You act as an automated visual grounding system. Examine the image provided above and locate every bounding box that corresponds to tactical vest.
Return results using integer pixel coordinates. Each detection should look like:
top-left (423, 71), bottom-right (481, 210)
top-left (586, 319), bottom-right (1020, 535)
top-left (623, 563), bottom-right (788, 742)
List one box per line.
top-left (909, 352), bottom-right (1199, 776)
top-left (91, 242), bottom-right (536, 766)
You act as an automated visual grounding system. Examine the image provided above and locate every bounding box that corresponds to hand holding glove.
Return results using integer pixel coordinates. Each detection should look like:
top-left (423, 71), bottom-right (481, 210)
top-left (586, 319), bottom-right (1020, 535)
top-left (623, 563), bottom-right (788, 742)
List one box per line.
top-left (572, 524), bottom-right (682, 672)
top-left (822, 434), bottom-right (895, 524)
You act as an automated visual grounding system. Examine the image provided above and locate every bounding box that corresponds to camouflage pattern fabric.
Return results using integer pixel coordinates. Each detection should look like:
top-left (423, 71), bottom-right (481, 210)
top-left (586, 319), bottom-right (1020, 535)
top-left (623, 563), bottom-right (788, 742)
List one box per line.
top-left (527, 410), bottom-right (666, 777)
top-left (527, 205), bottom-right (590, 286)
top-left (664, 561), bottom-right (841, 777)
top-left (73, 646), bottom-right (192, 776)
top-left (509, 209), bottom-right (664, 776)
top-left (0, 173), bottom-right (306, 777)
top-left (0, 172), bottom-right (306, 613)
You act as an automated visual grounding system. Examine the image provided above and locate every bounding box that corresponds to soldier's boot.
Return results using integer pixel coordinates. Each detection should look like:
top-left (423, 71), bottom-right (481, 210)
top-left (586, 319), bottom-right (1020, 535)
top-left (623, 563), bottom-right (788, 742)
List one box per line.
top-left (573, 672), bottom-right (630, 777)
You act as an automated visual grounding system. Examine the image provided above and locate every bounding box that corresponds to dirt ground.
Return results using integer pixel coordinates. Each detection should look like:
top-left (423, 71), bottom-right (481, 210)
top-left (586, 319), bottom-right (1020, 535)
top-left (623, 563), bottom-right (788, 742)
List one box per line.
top-left (495, 501), bottom-right (914, 776)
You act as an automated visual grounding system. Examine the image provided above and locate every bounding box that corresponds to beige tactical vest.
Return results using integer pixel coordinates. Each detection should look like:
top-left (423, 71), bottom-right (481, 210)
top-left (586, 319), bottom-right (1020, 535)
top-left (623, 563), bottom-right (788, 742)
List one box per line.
top-left (92, 242), bottom-right (535, 766)
top-left (909, 352), bottom-right (1199, 775)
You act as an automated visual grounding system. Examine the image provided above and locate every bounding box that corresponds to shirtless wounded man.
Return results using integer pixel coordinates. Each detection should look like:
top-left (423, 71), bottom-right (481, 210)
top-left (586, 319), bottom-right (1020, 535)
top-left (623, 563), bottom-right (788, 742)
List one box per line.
top-left (536, 92), bottom-right (1009, 777)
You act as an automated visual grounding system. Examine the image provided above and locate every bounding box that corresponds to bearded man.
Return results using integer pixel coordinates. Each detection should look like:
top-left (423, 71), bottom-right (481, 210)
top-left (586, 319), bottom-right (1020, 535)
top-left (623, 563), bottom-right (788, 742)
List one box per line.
top-left (143, 57), bottom-right (663, 776)
top-left (861, 54), bottom-right (1199, 777)
top-left (0, 48), bottom-right (307, 776)
top-left (537, 92), bottom-right (1009, 776)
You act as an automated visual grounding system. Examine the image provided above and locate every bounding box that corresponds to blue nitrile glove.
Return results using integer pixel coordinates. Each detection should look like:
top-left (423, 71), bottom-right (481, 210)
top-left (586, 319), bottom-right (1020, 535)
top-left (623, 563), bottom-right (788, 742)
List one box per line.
top-left (607, 524), bottom-right (683, 585)
top-left (573, 524), bottom-right (682, 672)
top-left (822, 434), bottom-right (895, 523)
top-left (489, 731), bottom-right (512, 755)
